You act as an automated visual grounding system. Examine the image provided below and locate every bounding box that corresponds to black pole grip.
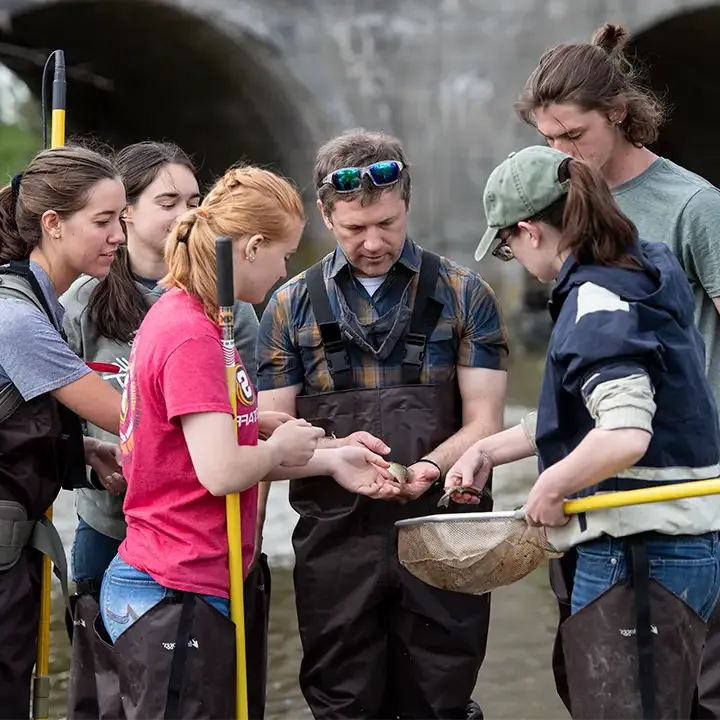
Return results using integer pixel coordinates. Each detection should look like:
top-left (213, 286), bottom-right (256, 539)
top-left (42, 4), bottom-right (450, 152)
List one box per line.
top-left (52, 49), bottom-right (66, 111)
top-left (216, 236), bottom-right (234, 308)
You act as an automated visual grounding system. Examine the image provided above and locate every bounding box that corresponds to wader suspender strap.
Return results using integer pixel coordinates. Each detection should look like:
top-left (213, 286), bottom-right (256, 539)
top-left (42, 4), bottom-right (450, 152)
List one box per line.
top-left (0, 262), bottom-right (74, 617)
top-left (401, 251), bottom-right (442, 385)
top-left (306, 263), bottom-right (354, 391)
top-left (3, 260), bottom-right (59, 331)
top-left (305, 251), bottom-right (443, 390)
top-left (0, 264), bottom-right (53, 421)
top-left (164, 592), bottom-right (195, 720)
top-left (629, 538), bottom-right (659, 719)
top-left (32, 515), bottom-right (72, 617)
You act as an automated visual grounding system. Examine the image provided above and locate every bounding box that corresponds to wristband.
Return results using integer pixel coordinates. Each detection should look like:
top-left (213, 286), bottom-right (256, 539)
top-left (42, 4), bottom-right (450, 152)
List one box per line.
top-left (416, 458), bottom-right (443, 481)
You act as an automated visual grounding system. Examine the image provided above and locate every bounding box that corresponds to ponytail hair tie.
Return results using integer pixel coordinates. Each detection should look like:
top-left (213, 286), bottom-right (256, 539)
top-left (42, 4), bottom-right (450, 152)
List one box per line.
top-left (198, 207), bottom-right (210, 219)
top-left (10, 172), bottom-right (23, 198)
top-left (558, 157), bottom-right (572, 183)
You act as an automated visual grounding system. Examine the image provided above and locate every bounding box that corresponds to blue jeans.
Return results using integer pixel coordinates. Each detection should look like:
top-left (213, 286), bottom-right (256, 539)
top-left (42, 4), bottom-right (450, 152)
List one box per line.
top-left (100, 554), bottom-right (230, 643)
top-left (572, 532), bottom-right (720, 621)
top-left (71, 517), bottom-right (122, 589)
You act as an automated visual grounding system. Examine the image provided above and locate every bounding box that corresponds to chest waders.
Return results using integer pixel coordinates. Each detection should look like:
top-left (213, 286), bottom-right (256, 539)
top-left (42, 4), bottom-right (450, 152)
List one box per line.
top-left (289, 251), bottom-right (490, 719)
top-left (65, 578), bottom-right (127, 720)
top-left (553, 534), bottom-right (709, 719)
top-left (0, 261), bottom-right (81, 719)
top-left (694, 602), bottom-right (720, 717)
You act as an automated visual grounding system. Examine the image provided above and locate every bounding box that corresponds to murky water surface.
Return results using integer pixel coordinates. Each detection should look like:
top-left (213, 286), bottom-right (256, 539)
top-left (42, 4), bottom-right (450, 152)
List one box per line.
top-left (46, 352), bottom-right (569, 719)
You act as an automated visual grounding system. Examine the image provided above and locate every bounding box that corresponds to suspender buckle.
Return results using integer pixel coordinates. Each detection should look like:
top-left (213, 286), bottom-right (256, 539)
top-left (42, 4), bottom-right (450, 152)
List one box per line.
top-left (324, 339), bottom-right (351, 375)
top-left (402, 332), bottom-right (427, 367)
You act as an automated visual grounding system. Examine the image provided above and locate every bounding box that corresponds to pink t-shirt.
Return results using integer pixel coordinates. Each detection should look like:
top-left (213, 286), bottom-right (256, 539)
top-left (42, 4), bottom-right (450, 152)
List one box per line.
top-left (118, 288), bottom-right (258, 599)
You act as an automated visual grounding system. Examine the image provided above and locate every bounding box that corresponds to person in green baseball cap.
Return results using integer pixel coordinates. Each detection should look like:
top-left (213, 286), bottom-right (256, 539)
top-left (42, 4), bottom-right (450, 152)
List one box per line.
top-left (447, 144), bottom-right (720, 718)
top-left (476, 144), bottom-right (655, 284)
top-left (474, 145), bottom-right (571, 273)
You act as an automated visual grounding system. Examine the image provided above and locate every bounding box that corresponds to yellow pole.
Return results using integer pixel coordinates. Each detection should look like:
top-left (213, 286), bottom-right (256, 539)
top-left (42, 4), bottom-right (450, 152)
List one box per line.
top-left (51, 108), bottom-right (65, 149)
top-left (564, 477), bottom-right (720, 515)
top-left (215, 236), bottom-right (249, 720)
top-left (33, 49), bottom-right (65, 720)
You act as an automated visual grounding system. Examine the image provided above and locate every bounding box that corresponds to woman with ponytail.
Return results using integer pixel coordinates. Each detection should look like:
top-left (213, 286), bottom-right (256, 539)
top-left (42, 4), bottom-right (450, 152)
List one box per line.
top-left (61, 141), bottom-right (274, 718)
top-left (99, 164), bottom-right (399, 718)
top-left (453, 145), bottom-right (720, 718)
top-left (62, 142), bottom-right (204, 598)
top-left (0, 145), bottom-right (127, 718)
top-left (517, 23), bottom-right (720, 716)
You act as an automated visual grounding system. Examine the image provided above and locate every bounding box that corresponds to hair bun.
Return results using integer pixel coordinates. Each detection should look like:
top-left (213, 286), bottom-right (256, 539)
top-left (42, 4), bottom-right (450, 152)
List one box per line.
top-left (591, 23), bottom-right (629, 55)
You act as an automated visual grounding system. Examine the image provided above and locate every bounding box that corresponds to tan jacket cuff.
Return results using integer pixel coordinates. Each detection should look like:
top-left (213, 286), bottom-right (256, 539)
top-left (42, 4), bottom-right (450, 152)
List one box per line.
top-left (521, 411), bottom-right (538, 455)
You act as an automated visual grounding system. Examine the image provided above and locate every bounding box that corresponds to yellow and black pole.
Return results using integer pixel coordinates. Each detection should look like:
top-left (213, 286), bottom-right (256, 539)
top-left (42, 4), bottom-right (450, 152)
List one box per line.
top-left (50, 51), bottom-right (66, 150)
top-left (216, 235), bottom-right (249, 720)
top-left (33, 48), bottom-right (66, 720)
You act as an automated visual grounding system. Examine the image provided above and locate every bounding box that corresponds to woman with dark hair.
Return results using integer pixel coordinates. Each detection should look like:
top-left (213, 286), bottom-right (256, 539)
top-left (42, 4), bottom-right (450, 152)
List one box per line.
top-left (63, 142), bottom-right (202, 595)
top-left (61, 141), bottom-right (271, 718)
top-left (0, 145), bottom-right (126, 718)
top-left (451, 145), bottom-right (720, 719)
top-left (517, 23), bottom-right (720, 716)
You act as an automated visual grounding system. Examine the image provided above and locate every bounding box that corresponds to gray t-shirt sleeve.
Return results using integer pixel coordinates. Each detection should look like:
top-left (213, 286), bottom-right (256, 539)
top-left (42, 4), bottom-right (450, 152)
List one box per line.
top-left (0, 298), bottom-right (91, 400)
top-left (680, 188), bottom-right (720, 298)
top-left (60, 279), bottom-right (88, 358)
top-left (233, 300), bottom-right (259, 387)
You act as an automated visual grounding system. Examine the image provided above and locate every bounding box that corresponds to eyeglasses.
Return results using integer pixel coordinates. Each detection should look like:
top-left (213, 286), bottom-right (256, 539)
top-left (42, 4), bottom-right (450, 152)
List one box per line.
top-left (492, 235), bottom-right (514, 262)
top-left (320, 160), bottom-right (404, 193)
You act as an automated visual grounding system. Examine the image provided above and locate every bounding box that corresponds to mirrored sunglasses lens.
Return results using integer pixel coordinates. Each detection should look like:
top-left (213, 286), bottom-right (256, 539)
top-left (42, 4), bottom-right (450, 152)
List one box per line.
top-left (332, 168), bottom-right (362, 192)
top-left (493, 242), bottom-right (514, 261)
top-left (368, 161), bottom-right (401, 186)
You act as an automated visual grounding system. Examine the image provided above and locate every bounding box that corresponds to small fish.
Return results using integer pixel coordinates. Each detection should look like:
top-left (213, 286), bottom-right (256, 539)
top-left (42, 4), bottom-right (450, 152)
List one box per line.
top-left (437, 485), bottom-right (490, 508)
top-left (388, 462), bottom-right (411, 485)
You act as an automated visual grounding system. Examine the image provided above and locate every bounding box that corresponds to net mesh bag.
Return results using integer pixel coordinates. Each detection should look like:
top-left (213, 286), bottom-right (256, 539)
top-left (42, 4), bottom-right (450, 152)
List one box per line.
top-left (397, 514), bottom-right (565, 595)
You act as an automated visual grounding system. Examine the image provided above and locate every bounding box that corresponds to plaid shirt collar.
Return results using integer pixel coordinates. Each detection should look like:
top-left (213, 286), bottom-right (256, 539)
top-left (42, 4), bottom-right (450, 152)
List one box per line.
top-left (327, 236), bottom-right (422, 280)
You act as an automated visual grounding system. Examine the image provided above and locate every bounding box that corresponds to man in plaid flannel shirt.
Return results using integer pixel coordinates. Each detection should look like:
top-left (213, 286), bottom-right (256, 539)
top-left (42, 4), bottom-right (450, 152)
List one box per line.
top-left (256, 128), bottom-right (509, 719)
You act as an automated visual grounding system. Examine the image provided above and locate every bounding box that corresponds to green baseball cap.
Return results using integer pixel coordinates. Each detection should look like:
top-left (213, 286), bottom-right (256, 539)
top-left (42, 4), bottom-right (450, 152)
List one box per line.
top-left (474, 145), bottom-right (572, 262)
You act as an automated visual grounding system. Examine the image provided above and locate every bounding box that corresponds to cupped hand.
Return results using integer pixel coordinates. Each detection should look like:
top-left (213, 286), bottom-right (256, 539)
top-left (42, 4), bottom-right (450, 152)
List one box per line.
top-left (443, 448), bottom-right (493, 504)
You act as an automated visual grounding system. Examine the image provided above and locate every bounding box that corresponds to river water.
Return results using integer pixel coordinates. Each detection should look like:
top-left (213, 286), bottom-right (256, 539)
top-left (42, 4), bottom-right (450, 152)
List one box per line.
top-left (45, 352), bottom-right (570, 720)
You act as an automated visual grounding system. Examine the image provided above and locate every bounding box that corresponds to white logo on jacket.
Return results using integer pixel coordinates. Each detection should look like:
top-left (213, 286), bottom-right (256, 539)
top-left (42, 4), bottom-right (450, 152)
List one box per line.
top-left (102, 356), bottom-right (130, 389)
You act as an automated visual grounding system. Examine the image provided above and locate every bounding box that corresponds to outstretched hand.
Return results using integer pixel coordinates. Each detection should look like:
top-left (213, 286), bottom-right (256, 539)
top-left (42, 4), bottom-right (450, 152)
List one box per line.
top-left (329, 446), bottom-right (403, 499)
top-left (337, 431), bottom-right (391, 456)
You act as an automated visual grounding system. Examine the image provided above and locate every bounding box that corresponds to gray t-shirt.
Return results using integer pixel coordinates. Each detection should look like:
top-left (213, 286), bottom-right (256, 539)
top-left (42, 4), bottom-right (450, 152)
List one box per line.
top-left (0, 262), bottom-right (90, 399)
top-left (61, 274), bottom-right (261, 541)
top-left (612, 158), bottom-right (720, 411)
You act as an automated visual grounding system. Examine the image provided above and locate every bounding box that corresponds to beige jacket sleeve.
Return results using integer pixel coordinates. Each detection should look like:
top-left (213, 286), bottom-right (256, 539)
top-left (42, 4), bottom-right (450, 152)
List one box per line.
top-left (521, 373), bottom-right (656, 456)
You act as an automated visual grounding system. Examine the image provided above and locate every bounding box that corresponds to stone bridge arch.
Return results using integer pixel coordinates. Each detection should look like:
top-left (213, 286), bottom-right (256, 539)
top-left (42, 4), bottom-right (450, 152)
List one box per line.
top-left (0, 0), bottom-right (330, 256)
top-left (628, 4), bottom-right (720, 187)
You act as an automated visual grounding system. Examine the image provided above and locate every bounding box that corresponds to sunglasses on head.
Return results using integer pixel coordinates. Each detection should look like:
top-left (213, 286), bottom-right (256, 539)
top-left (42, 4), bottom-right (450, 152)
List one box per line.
top-left (321, 160), bottom-right (404, 193)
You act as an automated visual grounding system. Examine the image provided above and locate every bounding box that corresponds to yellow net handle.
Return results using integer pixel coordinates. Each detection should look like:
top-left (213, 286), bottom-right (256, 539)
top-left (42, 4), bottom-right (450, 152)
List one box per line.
top-left (564, 478), bottom-right (720, 515)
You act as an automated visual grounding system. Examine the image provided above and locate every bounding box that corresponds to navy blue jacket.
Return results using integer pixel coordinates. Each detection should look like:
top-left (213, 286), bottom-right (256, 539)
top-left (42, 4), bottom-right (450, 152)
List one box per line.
top-left (536, 239), bottom-right (720, 499)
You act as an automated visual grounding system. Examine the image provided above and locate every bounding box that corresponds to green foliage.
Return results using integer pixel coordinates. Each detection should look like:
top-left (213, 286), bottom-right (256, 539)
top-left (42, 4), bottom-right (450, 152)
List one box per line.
top-left (0, 121), bottom-right (42, 180)
top-left (0, 88), bottom-right (42, 180)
